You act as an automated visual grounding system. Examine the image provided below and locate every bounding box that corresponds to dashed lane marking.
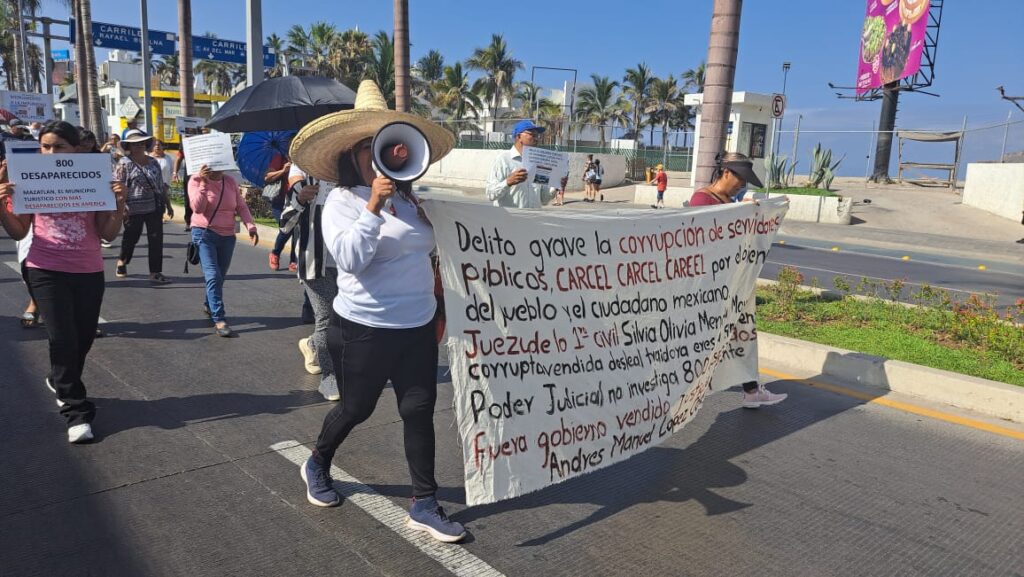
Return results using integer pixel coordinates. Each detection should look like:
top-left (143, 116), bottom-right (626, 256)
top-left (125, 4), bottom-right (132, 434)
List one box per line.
top-left (760, 368), bottom-right (1024, 441)
top-left (270, 441), bottom-right (505, 577)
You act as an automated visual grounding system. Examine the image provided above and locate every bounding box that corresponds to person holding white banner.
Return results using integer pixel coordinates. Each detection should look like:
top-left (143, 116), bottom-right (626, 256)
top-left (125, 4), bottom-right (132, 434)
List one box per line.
top-left (485, 119), bottom-right (568, 209)
top-left (0, 121), bottom-right (127, 443)
top-left (289, 80), bottom-right (466, 543)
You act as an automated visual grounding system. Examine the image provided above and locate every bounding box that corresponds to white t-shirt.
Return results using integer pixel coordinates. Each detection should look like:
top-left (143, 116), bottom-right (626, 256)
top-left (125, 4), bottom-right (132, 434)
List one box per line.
top-left (151, 154), bottom-right (173, 186)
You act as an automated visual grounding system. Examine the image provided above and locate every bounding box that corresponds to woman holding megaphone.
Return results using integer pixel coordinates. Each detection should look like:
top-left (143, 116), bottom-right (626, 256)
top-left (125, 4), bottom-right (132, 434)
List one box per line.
top-left (289, 80), bottom-right (465, 543)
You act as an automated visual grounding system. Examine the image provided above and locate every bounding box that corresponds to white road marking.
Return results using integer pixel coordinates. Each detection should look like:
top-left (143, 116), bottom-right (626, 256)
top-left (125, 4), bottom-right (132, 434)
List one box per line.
top-left (6, 261), bottom-right (108, 323)
top-left (270, 440), bottom-right (504, 577)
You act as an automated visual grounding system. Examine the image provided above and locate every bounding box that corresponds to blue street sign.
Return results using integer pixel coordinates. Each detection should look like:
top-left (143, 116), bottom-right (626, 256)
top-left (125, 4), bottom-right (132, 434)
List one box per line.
top-left (192, 36), bottom-right (276, 67)
top-left (69, 19), bottom-right (177, 56)
top-left (51, 49), bottom-right (71, 62)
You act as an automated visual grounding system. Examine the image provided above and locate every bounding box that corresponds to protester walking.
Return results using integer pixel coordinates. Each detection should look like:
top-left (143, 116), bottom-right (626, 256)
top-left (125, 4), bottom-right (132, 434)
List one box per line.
top-left (188, 164), bottom-right (259, 337)
top-left (290, 79), bottom-right (466, 543)
top-left (280, 164), bottom-right (340, 401)
top-left (593, 158), bottom-right (605, 201)
top-left (0, 121), bottom-right (127, 443)
top-left (114, 130), bottom-right (173, 284)
top-left (485, 120), bottom-right (567, 208)
top-left (265, 153), bottom-right (297, 272)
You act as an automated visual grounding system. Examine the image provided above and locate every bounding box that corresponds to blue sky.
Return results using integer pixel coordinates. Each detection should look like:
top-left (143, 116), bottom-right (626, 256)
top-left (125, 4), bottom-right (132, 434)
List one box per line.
top-left (39, 0), bottom-right (1024, 173)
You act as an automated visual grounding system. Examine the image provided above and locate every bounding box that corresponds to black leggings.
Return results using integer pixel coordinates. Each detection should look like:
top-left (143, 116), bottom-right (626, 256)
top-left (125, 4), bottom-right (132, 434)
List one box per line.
top-left (313, 313), bottom-right (439, 497)
top-left (119, 210), bottom-right (164, 273)
top-left (26, 268), bottom-right (104, 427)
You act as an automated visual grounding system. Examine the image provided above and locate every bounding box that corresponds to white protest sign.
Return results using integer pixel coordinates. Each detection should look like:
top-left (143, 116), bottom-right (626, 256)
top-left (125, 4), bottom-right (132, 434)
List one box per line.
top-left (423, 198), bottom-right (788, 505)
top-left (182, 132), bottom-right (237, 175)
top-left (175, 116), bottom-right (205, 138)
top-left (1, 90), bottom-right (54, 123)
top-left (7, 153), bottom-right (115, 214)
top-left (522, 146), bottom-right (569, 187)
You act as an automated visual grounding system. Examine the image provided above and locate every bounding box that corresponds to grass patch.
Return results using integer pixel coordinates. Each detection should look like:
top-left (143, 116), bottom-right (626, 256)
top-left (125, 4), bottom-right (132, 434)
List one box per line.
top-left (758, 187), bottom-right (838, 197)
top-left (757, 268), bottom-right (1024, 386)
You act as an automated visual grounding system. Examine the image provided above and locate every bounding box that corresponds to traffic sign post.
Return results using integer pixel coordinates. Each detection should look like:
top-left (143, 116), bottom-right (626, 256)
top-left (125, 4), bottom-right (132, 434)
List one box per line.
top-left (771, 93), bottom-right (786, 119)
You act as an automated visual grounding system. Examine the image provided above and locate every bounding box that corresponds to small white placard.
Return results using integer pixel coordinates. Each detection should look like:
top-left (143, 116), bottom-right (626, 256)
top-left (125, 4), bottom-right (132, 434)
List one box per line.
top-left (182, 132), bottom-right (238, 175)
top-left (175, 116), bottom-right (206, 137)
top-left (7, 153), bottom-right (115, 214)
top-left (521, 146), bottom-right (569, 187)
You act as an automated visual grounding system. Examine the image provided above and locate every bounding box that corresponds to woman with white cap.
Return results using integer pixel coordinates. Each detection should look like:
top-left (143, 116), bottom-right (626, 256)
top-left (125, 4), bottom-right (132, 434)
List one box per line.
top-left (114, 129), bottom-right (173, 283)
top-left (290, 80), bottom-right (466, 543)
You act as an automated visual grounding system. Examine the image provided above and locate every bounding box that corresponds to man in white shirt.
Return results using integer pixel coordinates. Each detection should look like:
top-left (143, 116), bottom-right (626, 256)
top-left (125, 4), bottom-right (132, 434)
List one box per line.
top-left (485, 120), bottom-right (567, 208)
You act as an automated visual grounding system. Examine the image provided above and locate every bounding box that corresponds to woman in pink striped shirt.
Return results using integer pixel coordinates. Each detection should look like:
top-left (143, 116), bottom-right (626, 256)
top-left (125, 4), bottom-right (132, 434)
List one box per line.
top-left (188, 163), bottom-right (259, 337)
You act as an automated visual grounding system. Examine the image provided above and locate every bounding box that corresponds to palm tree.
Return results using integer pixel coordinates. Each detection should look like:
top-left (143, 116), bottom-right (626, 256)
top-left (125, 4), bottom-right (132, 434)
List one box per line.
top-left (623, 62), bottom-right (655, 144)
top-left (696, 0), bottom-right (742, 188)
top-left (178, 0), bottom-right (195, 116)
top-left (466, 33), bottom-right (523, 126)
top-left (412, 49), bottom-right (443, 102)
top-left (286, 24), bottom-right (312, 73)
top-left (363, 31), bottom-right (395, 107)
top-left (308, 21), bottom-right (338, 77)
top-left (433, 62), bottom-right (482, 128)
top-left (25, 39), bottom-right (42, 92)
top-left (331, 28), bottom-right (370, 88)
top-left (264, 33), bottom-right (285, 78)
top-left (513, 81), bottom-right (542, 118)
top-left (195, 56), bottom-right (234, 96)
top-left (681, 60), bottom-right (706, 93)
top-left (154, 53), bottom-right (180, 87)
top-left (575, 74), bottom-right (629, 149)
top-left (76, 0), bottom-right (102, 136)
top-left (645, 76), bottom-right (683, 161)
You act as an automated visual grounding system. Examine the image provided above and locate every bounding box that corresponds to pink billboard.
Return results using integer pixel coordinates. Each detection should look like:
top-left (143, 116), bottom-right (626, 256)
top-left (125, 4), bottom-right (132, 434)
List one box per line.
top-left (856, 0), bottom-right (929, 94)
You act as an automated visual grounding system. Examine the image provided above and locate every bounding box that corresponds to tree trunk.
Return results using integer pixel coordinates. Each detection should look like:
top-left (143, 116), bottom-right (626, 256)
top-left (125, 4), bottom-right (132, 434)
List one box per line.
top-left (72, 1), bottom-right (90, 130)
top-left (870, 83), bottom-right (899, 183)
top-left (393, 0), bottom-right (410, 112)
top-left (179, 0), bottom-right (195, 116)
top-left (12, 2), bottom-right (24, 91)
top-left (695, 0), bottom-right (743, 189)
top-left (80, 0), bottom-right (103, 137)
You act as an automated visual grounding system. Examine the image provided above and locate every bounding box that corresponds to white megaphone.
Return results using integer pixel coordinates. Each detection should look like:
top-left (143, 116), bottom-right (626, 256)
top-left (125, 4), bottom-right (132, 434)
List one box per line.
top-left (372, 121), bottom-right (432, 183)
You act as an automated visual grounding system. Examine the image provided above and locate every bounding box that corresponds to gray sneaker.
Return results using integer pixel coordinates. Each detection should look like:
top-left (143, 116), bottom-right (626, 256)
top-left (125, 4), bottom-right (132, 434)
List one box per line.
top-left (318, 379), bottom-right (340, 402)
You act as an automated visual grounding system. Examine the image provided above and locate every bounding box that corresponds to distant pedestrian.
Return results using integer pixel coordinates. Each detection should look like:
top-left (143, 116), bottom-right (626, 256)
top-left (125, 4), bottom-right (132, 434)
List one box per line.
top-left (0, 121), bottom-right (127, 443)
top-left (188, 163), bottom-right (259, 337)
top-left (173, 148), bottom-right (192, 230)
top-left (113, 130), bottom-right (173, 284)
top-left (649, 163), bottom-right (668, 209)
top-left (593, 158), bottom-right (605, 201)
top-left (486, 120), bottom-right (567, 208)
top-left (149, 140), bottom-right (174, 191)
top-left (582, 154), bottom-right (595, 202)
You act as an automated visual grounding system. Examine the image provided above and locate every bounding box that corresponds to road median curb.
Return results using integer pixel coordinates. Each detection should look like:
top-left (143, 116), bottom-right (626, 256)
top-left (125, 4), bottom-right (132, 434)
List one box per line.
top-left (758, 332), bottom-right (1024, 423)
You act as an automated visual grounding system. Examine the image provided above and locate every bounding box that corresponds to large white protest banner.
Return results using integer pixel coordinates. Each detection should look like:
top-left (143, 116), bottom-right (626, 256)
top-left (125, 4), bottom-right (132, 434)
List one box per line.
top-left (182, 132), bottom-right (238, 175)
top-left (7, 153), bottom-right (115, 214)
top-left (422, 198), bottom-right (788, 505)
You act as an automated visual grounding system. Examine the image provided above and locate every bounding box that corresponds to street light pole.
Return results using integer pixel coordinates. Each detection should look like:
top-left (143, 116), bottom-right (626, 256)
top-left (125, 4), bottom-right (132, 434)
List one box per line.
top-left (140, 0), bottom-right (154, 135)
top-left (246, 0), bottom-right (264, 87)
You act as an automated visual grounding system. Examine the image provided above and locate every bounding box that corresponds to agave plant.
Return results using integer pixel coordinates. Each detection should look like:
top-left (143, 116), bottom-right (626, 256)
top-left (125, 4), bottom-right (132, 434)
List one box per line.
top-left (809, 143), bottom-right (845, 191)
top-left (764, 153), bottom-right (797, 189)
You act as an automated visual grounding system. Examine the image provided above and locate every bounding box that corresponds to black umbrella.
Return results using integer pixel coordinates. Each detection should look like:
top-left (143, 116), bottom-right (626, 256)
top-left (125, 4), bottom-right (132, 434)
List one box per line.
top-left (204, 76), bottom-right (356, 133)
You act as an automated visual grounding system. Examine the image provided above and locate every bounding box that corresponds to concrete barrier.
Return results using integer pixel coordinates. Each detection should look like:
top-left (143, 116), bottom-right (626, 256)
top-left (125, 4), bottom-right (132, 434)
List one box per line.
top-left (759, 333), bottom-right (1024, 423)
top-left (421, 149), bottom-right (626, 193)
top-left (962, 163), bottom-right (1024, 222)
top-left (632, 186), bottom-right (853, 224)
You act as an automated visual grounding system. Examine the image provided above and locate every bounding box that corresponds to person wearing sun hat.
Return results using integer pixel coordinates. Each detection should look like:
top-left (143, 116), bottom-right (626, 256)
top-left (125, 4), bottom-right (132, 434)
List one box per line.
top-left (485, 119), bottom-right (568, 208)
top-left (289, 79), bottom-right (466, 543)
top-left (113, 129), bottom-right (173, 284)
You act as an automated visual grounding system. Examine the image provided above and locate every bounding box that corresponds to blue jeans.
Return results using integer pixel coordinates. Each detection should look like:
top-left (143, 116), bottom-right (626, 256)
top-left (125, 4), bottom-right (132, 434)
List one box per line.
top-left (192, 227), bottom-right (235, 323)
top-left (270, 205), bottom-right (296, 264)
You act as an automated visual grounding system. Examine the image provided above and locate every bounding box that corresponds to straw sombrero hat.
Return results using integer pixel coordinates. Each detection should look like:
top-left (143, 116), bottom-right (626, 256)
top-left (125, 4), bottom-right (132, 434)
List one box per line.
top-left (289, 80), bottom-right (454, 183)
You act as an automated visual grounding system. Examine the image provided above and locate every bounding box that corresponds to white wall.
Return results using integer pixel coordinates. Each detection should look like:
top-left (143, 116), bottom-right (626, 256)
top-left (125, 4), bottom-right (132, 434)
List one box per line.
top-left (421, 149), bottom-right (626, 192)
top-left (962, 163), bottom-right (1024, 222)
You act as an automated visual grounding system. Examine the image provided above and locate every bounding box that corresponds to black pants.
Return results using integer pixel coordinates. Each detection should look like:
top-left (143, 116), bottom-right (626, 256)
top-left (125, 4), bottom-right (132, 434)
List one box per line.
top-left (26, 268), bottom-right (104, 427)
top-left (183, 178), bottom-right (193, 226)
top-left (313, 314), bottom-right (439, 497)
top-left (119, 210), bottom-right (164, 273)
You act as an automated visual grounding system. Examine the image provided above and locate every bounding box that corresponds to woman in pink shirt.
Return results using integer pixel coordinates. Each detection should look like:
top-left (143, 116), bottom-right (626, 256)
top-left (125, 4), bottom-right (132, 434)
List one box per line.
top-left (0, 121), bottom-right (127, 444)
top-left (188, 163), bottom-right (259, 337)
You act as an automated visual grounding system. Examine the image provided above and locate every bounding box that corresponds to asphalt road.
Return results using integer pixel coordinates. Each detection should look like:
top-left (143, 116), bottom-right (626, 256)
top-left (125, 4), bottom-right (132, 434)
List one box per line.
top-left (1, 229), bottom-right (1022, 577)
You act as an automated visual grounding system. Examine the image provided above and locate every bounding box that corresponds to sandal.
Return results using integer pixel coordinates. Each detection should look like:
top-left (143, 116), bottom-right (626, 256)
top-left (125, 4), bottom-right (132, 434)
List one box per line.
top-left (149, 273), bottom-right (171, 284)
top-left (20, 311), bottom-right (38, 328)
top-left (115, 264), bottom-right (127, 278)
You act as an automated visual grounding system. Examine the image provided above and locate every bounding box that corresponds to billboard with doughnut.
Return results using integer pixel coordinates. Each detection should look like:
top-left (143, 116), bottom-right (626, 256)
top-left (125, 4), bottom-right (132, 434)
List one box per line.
top-left (856, 0), bottom-right (929, 94)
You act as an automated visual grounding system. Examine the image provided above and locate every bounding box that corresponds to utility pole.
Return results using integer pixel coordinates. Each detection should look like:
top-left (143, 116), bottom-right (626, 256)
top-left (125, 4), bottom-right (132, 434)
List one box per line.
top-left (245, 0), bottom-right (264, 87)
top-left (695, 0), bottom-right (744, 189)
top-left (869, 82), bottom-right (899, 182)
top-left (140, 0), bottom-right (154, 135)
top-left (393, 0), bottom-right (410, 112)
